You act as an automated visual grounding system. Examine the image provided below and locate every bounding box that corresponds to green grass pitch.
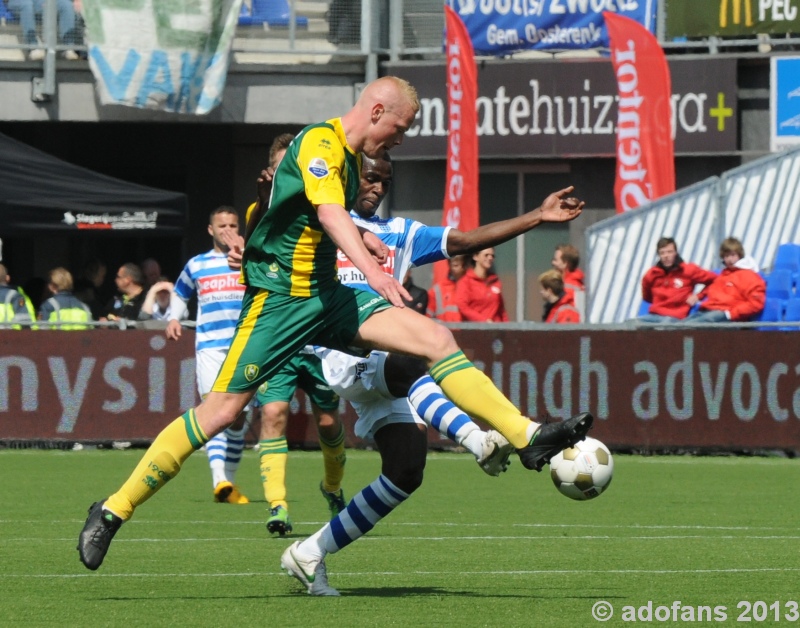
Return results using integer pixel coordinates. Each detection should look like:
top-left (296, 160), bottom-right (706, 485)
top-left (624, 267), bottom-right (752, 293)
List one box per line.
top-left (1, 448), bottom-right (798, 627)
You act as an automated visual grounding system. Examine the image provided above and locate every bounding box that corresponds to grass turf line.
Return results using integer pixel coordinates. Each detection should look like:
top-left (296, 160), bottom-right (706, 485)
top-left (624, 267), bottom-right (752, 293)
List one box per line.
top-left (0, 449), bottom-right (797, 627)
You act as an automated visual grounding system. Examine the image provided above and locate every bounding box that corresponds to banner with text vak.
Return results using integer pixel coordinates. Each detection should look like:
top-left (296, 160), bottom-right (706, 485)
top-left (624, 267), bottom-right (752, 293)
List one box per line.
top-left (606, 11), bottom-right (674, 212)
top-left (446, 0), bottom-right (657, 56)
top-left (82, 0), bottom-right (243, 114)
top-left (437, 6), bottom-right (480, 286)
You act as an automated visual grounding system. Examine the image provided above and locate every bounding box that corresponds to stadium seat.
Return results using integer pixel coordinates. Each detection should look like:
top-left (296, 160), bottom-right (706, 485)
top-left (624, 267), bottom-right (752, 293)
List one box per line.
top-left (238, 0), bottom-right (308, 28)
top-left (0, 1), bottom-right (17, 22)
top-left (765, 268), bottom-right (793, 301)
top-left (781, 297), bottom-right (800, 331)
top-left (754, 297), bottom-right (783, 330)
top-left (637, 300), bottom-right (651, 316)
top-left (773, 243), bottom-right (800, 273)
top-left (773, 243), bottom-right (800, 289)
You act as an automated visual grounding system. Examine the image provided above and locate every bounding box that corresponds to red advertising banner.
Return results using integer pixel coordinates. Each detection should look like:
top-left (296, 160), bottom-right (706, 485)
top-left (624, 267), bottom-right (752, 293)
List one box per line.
top-left (437, 6), bottom-right (480, 285)
top-left (2, 330), bottom-right (800, 453)
top-left (605, 12), bottom-right (676, 213)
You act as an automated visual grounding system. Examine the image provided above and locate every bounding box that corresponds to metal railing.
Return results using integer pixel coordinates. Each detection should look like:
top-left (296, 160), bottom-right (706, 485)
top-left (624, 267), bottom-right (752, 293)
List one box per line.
top-left (3, 0), bottom-right (798, 72)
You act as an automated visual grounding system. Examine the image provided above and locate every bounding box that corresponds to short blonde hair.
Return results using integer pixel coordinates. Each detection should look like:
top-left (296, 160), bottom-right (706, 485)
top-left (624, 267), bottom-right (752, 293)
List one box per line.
top-left (538, 269), bottom-right (564, 293)
top-left (388, 76), bottom-right (420, 114)
top-left (49, 267), bottom-right (74, 292)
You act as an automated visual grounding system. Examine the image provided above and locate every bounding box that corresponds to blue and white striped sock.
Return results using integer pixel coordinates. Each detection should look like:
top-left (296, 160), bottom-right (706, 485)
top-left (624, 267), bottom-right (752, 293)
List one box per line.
top-left (205, 431), bottom-right (229, 487)
top-left (301, 475), bottom-right (409, 559)
top-left (408, 375), bottom-right (483, 457)
top-left (222, 425), bottom-right (246, 483)
top-left (205, 426), bottom-right (246, 486)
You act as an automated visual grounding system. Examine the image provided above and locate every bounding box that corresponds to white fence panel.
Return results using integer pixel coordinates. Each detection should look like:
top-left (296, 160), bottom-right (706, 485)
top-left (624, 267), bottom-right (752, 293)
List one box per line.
top-left (586, 179), bottom-right (721, 323)
top-left (586, 146), bottom-right (800, 323)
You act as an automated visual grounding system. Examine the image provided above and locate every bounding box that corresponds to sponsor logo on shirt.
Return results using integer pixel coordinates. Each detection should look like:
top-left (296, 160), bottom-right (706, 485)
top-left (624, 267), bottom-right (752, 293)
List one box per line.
top-left (197, 273), bottom-right (246, 294)
top-left (267, 262), bottom-right (280, 280)
top-left (308, 157), bottom-right (329, 178)
top-left (337, 249), bottom-right (395, 279)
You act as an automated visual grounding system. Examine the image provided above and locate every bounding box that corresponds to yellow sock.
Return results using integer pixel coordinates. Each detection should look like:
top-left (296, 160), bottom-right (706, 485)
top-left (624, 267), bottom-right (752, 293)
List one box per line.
top-left (319, 425), bottom-right (346, 493)
top-left (431, 351), bottom-right (532, 449)
top-left (259, 437), bottom-right (288, 510)
top-left (105, 410), bottom-right (208, 520)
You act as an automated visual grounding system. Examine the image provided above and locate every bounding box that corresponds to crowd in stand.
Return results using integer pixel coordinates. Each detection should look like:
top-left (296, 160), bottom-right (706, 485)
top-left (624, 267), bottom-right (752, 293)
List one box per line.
top-left (0, 233), bottom-right (778, 329)
top-left (425, 243), bottom-right (585, 325)
top-left (0, 256), bottom-right (187, 329)
top-left (636, 236), bottom-right (767, 325)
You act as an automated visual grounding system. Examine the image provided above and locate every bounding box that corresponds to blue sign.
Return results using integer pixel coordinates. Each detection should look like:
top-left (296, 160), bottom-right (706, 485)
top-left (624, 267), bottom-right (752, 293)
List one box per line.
top-left (772, 56), bottom-right (800, 150)
top-left (447, 0), bottom-right (657, 55)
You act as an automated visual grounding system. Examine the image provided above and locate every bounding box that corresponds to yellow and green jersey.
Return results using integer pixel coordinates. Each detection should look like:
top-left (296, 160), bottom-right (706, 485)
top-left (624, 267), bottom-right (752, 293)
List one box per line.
top-left (243, 118), bottom-right (362, 297)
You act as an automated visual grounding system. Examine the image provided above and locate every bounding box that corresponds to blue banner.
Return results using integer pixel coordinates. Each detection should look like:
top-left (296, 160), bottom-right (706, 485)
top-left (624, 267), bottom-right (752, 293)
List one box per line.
top-left (447, 0), bottom-right (657, 55)
top-left (771, 56), bottom-right (800, 151)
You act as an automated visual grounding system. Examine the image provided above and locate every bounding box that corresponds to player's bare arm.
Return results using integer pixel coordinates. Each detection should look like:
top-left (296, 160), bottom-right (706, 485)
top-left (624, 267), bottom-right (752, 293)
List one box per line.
top-left (445, 186), bottom-right (584, 256)
top-left (317, 203), bottom-right (411, 306)
top-left (360, 228), bottom-right (388, 264)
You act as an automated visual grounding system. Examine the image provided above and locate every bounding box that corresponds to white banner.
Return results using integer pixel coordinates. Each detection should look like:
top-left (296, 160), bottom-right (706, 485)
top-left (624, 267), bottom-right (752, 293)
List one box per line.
top-left (82, 0), bottom-right (243, 114)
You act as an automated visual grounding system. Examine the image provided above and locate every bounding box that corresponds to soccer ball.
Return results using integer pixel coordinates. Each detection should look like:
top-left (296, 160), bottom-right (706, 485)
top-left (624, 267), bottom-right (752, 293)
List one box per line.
top-left (550, 437), bottom-right (614, 501)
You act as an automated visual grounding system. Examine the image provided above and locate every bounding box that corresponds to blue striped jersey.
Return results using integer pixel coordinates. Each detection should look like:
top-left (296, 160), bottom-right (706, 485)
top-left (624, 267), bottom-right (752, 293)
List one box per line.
top-left (338, 212), bottom-right (449, 290)
top-left (174, 250), bottom-right (245, 352)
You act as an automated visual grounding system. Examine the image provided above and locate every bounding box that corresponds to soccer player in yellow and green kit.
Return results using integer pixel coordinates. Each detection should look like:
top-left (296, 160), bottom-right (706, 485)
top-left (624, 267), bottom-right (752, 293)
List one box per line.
top-left (77, 77), bottom-right (593, 584)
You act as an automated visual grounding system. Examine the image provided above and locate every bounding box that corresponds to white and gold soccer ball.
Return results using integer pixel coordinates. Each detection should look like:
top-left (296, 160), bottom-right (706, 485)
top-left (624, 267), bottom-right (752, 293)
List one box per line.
top-left (550, 437), bottom-right (614, 501)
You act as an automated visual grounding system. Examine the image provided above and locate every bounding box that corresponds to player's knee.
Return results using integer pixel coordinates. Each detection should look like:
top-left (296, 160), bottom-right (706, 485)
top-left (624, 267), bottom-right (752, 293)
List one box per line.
top-left (384, 354), bottom-right (428, 397)
top-left (426, 323), bottom-right (458, 360)
top-left (385, 461), bottom-right (424, 494)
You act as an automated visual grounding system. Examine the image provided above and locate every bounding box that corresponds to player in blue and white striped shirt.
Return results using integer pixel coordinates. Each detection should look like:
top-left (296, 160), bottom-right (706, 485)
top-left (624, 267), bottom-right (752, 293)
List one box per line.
top-left (167, 206), bottom-right (250, 504)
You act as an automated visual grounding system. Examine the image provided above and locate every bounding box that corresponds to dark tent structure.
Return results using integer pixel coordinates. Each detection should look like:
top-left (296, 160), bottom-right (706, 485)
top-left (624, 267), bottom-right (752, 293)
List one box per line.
top-left (0, 132), bottom-right (188, 236)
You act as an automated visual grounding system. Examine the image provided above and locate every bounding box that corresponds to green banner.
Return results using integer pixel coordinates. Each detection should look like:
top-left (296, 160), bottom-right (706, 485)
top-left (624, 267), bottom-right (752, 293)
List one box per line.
top-left (666, 0), bottom-right (800, 37)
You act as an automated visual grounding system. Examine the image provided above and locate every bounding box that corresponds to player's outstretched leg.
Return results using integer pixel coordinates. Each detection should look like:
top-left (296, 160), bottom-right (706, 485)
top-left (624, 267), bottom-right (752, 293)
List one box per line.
top-left (77, 409), bottom-right (210, 569)
top-left (281, 423), bottom-right (424, 595)
top-left (517, 412), bottom-right (594, 471)
top-left (281, 474), bottom-right (408, 596)
top-left (408, 375), bottom-right (513, 476)
top-left (429, 351), bottom-right (593, 470)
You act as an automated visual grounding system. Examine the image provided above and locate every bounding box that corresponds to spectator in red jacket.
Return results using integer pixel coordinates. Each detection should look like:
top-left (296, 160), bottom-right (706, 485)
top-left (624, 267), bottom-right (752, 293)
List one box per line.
top-left (552, 243), bottom-right (584, 293)
top-left (683, 237), bottom-right (765, 323)
top-left (456, 248), bottom-right (509, 322)
top-left (639, 237), bottom-right (718, 322)
top-left (427, 254), bottom-right (468, 322)
top-left (539, 270), bottom-right (580, 323)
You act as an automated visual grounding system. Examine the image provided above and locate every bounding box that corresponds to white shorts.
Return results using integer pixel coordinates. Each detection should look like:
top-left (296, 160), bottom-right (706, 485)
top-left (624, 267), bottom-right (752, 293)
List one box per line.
top-left (314, 347), bottom-right (425, 440)
top-left (197, 348), bottom-right (251, 410)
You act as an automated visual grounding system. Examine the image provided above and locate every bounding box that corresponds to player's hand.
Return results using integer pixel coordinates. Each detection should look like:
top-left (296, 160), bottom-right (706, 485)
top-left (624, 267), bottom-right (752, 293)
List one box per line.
top-left (686, 294), bottom-right (699, 306)
top-left (538, 186), bottom-right (585, 223)
top-left (367, 273), bottom-right (412, 308)
top-left (362, 231), bottom-right (388, 264)
top-left (165, 319), bottom-right (182, 341)
top-left (257, 166), bottom-right (276, 204)
top-left (220, 232), bottom-right (245, 270)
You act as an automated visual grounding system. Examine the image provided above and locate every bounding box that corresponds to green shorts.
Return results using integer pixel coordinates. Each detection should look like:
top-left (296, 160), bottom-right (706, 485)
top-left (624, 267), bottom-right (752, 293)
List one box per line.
top-left (254, 352), bottom-right (340, 410)
top-left (212, 283), bottom-right (390, 394)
